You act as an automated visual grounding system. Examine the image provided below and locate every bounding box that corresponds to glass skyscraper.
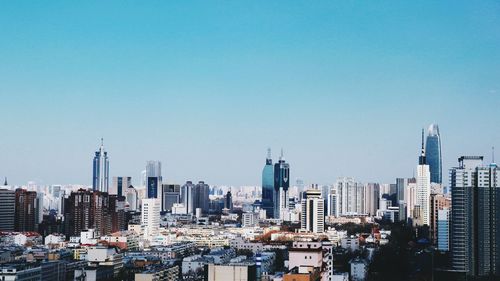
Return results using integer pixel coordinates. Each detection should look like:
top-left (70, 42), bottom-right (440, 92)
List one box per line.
top-left (261, 148), bottom-right (274, 218)
top-left (92, 138), bottom-right (109, 192)
top-left (425, 124), bottom-right (442, 184)
top-left (274, 150), bottom-right (290, 219)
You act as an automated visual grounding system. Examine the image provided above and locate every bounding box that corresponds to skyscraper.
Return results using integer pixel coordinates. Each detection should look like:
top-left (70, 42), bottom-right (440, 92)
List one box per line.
top-left (416, 129), bottom-right (431, 226)
top-left (146, 161), bottom-right (162, 199)
top-left (14, 188), bottom-right (37, 232)
top-left (162, 184), bottom-right (180, 212)
top-left (92, 138), bottom-right (109, 192)
top-left (141, 198), bottom-right (160, 239)
top-left (261, 148), bottom-right (274, 218)
top-left (336, 177), bottom-right (365, 216)
top-left (300, 188), bottom-right (325, 233)
top-left (273, 150), bottom-right (290, 219)
top-left (194, 181), bottom-right (210, 215)
top-left (180, 181), bottom-right (194, 214)
top-left (425, 124), bottom-right (442, 184)
top-left (450, 156), bottom-right (500, 277)
top-left (363, 183), bottom-right (380, 217)
top-left (110, 176), bottom-right (131, 196)
top-left (0, 189), bottom-right (15, 231)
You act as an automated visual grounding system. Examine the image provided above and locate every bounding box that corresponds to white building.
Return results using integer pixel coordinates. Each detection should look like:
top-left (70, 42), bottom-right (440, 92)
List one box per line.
top-left (141, 198), bottom-right (160, 239)
top-left (336, 177), bottom-right (365, 216)
top-left (242, 212), bottom-right (259, 227)
top-left (416, 131), bottom-right (431, 226)
top-left (300, 189), bottom-right (325, 233)
top-left (437, 208), bottom-right (450, 251)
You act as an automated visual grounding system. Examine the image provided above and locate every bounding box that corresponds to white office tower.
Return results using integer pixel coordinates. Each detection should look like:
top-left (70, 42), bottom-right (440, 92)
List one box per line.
top-left (141, 198), bottom-right (160, 239)
top-left (336, 177), bottom-right (365, 216)
top-left (126, 186), bottom-right (138, 211)
top-left (180, 181), bottom-right (194, 214)
top-left (301, 188), bottom-right (325, 233)
top-left (327, 187), bottom-right (339, 217)
top-left (416, 130), bottom-right (431, 226)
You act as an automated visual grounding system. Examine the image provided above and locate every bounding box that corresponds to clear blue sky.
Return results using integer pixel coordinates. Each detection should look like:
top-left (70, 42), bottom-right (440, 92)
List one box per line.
top-left (1, 1), bottom-right (499, 186)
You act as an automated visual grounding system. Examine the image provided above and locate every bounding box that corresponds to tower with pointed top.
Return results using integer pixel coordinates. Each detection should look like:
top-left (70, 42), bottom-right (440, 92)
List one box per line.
top-left (274, 149), bottom-right (290, 219)
top-left (262, 148), bottom-right (274, 218)
top-left (415, 129), bottom-right (431, 226)
top-left (92, 138), bottom-right (109, 193)
top-left (425, 124), bottom-right (442, 184)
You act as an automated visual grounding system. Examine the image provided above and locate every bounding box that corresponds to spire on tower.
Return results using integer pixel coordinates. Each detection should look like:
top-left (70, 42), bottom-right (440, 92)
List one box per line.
top-left (421, 128), bottom-right (425, 155)
top-left (267, 148), bottom-right (272, 160)
top-left (3, 177), bottom-right (6, 186)
top-left (280, 148), bottom-right (284, 160)
top-left (101, 138), bottom-right (104, 147)
top-left (419, 128), bottom-right (427, 165)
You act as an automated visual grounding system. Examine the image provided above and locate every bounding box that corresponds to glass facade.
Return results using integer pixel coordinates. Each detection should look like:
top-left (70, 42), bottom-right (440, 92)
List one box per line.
top-left (425, 124), bottom-right (442, 184)
top-left (262, 150), bottom-right (274, 218)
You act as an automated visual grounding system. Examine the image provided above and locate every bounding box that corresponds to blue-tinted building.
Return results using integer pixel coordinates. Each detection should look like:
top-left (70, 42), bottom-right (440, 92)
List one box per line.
top-left (437, 208), bottom-right (449, 251)
top-left (92, 138), bottom-right (109, 192)
top-left (261, 149), bottom-right (274, 218)
top-left (425, 124), bottom-right (442, 184)
top-left (273, 150), bottom-right (290, 219)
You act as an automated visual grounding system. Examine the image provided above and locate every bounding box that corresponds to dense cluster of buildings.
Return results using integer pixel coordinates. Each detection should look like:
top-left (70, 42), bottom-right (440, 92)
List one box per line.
top-left (0, 124), bottom-right (498, 280)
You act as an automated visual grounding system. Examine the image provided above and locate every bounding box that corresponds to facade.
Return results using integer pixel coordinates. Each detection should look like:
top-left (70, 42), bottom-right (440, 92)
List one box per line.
top-left (193, 181), bottom-right (210, 215)
top-left (336, 177), bottom-right (365, 216)
top-left (141, 198), bottom-right (160, 239)
top-left (180, 181), bottom-right (195, 214)
top-left (162, 184), bottom-right (180, 212)
top-left (300, 189), bottom-right (325, 233)
top-left (110, 176), bottom-right (131, 196)
top-left (0, 189), bottom-right (15, 231)
top-left (273, 150), bottom-right (290, 219)
top-left (363, 183), bottom-right (379, 216)
top-left (450, 156), bottom-right (500, 277)
top-left (430, 194), bottom-right (451, 244)
top-left (14, 188), bottom-right (37, 232)
top-left (224, 190), bottom-right (233, 211)
top-left (63, 189), bottom-right (112, 238)
top-left (92, 139), bottom-right (109, 193)
top-left (146, 160), bottom-right (162, 200)
top-left (425, 124), bottom-right (442, 184)
top-left (125, 185), bottom-right (138, 211)
top-left (416, 130), bottom-right (431, 226)
top-left (437, 208), bottom-right (450, 251)
top-left (261, 148), bottom-right (274, 218)
top-left (327, 188), bottom-right (339, 217)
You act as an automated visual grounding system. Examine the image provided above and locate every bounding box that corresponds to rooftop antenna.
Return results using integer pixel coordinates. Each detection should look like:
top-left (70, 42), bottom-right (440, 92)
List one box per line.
top-left (267, 148), bottom-right (271, 159)
top-left (280, 148), bottom-right (284, 160)
top-left (101, 137), bottom-right (104, 147)
top-left (3, 177), bottom-right (6, 186)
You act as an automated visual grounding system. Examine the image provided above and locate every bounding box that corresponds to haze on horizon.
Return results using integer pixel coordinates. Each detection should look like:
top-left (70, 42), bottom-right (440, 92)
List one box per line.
top-left (0, 1), bottom-right (499, 187)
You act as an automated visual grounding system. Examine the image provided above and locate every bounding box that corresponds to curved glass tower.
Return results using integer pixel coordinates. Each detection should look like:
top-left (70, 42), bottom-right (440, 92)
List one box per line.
top-left (262, 148), bottom-right (274, 218)
top-left (425, 124), bottom-right (442, 184)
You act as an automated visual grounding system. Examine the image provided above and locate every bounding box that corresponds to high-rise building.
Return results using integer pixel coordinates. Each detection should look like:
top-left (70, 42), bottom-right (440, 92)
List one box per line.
top-left (405, 178), bottom-right (417, 221)
top-left (416, 130), bottom-right (431, 226)
top-left (396, 178), bottom-right (407, 206)
top-left (63, 189), bottom-right (112, 238)
top-left (14, 188), bottom-right (37, 232)
top-left (92, 138), bottom-right (109, 193)
top-left (430, 193), bottom-right (451, 244)
top-left (450, 156), bottom-right (500, 277)
top-left (274, 150), bottom-right (290, 219)
top-left (0, 189), bottom-right (15, 231)
top-left (194, 181), bottom-right (210, 215)
top-left (327, 188), bottom-right (339, 217)
top-left (336, 177), bottom-right (365, 216)
top-left (141, 198), bottom-right (160, 239)
top-left (261, 148), bottom-right (274, 218)
top-left (437, 208), bottom-right (450, 252)
top-left (162, 184), bottom-right (180, 212)
top-left (300, 188), bottom-right (325, 233)
top-left (425, 124), bottom-right (442, 184)
top-left (181, 181), bottom-right (195, 214)
top-left (146, 161), bottom-right (162, 200)
top-left (364, 183), bottom-right (380, 217)
top-left (109, 195), bottom-right (126, 233)
top-left (224, 190), bottom-right (233, 211)
top-left (125, 185), bottom-right (138, 211)
top-left (110, 177), bottom-right (131, 196)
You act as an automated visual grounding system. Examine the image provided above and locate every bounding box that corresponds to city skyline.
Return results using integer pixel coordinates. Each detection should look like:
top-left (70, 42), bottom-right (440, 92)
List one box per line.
top-left (1, 1), bottom-right (500, 186)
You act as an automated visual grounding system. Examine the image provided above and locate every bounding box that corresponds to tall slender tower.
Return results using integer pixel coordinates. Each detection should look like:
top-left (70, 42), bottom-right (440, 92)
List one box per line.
top-left (261, 148), bottom-right (274, 218)
top-left (425, 124), bottom-right (442, 184)
top-left (146, 161), bottom-right (162, 199)
top-left (416, 129), bottom-right (431, 226)
top-left (92, 138), bottom-right (109, 192)
top-left (273, 149), bottom-right (290, 219)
